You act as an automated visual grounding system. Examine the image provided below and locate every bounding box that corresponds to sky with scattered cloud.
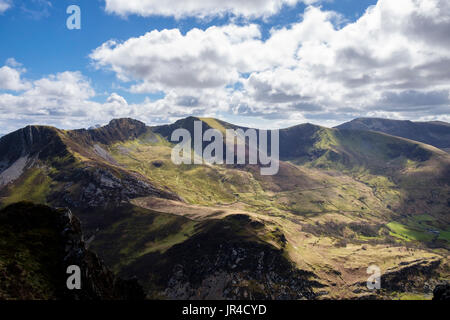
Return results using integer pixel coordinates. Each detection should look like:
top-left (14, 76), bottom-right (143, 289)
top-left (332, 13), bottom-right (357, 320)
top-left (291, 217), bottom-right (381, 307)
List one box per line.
top-left (0, 0), bottom-right (449, 133)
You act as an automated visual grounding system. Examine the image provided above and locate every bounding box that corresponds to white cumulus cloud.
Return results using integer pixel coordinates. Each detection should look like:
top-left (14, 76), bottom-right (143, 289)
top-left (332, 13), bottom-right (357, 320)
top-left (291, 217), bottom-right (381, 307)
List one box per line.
top-left (104, 0), bottom-right (321, 19)
top-left (92, 0), bottom-right (450, 125)
top-left (90, 25), bottom-right (262, 92)
top-left (0, 62), bottom-right (217, 132)
top-left (0, 0), bottom-right (11, 13)
top-left (1, 0), bottom-right (450, 132)
top-left (0, 64), bottom-right (31, 91)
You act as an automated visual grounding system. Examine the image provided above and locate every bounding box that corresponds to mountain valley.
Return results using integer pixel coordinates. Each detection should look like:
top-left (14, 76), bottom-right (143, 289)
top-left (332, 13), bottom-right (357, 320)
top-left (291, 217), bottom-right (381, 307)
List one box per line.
top-left (0, 117), bottom-right (449, 300)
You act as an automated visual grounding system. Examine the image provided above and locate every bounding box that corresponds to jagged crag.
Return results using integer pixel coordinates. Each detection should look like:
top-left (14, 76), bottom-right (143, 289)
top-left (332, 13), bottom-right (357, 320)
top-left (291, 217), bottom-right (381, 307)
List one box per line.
top-left (0, 202), bottom-right (144, 300)
top-left (0, 117), bottom-right (449, 300)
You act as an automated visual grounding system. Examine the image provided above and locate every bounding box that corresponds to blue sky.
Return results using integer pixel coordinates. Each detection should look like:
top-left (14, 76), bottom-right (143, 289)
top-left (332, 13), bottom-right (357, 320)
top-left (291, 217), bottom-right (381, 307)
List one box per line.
top-left (0, 0), bottom-right (448, 132)
top-left (0, 0), bottom-right (376, 103)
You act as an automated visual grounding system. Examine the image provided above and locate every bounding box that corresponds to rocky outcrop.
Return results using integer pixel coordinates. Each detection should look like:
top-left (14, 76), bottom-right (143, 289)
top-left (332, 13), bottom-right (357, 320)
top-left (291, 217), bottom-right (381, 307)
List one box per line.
top-left (433, 284), bottom-right (450, 301)
top-left (380, 258), bottom-right (441, 292)
top-left (121, 215), bottom-right (323, 300)
top-left (162, 243), bottom-right (321, 300)
top-left (0, 202), bottom-right (145, 300)
top-left (0, 126), bottom-right (67, 175)
top-left (49, 166), bottom-right (179, 209)
top-left (352, 258), bottom-right (444, 299)
top-left (70, 118), bottom-right (148, 145)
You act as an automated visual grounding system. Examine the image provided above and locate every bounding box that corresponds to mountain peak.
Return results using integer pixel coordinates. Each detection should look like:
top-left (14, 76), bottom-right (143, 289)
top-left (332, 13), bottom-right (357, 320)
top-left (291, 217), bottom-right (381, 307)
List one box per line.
top-left (0, 125), bottom-right (65, 170)
top-left (73, 118), bottom-right (148, 145)
top-left (106, 118), bottom-right (146, 128)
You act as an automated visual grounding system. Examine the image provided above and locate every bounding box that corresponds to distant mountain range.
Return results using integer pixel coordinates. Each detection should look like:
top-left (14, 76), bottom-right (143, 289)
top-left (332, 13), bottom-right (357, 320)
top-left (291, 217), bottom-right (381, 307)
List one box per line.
top-left (0, 117), bottom-right (449, 300)
top-left (337, 118), bottom-right (450, 152)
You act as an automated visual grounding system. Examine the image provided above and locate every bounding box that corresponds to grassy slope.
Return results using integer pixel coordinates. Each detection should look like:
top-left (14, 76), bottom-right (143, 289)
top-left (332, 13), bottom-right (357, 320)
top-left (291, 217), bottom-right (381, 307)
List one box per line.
top-left (0, 168), bottom-right (52, 208)
top-left (336, 118), bottom-right (450, 150)
top-left (82, 205), bottom-right (199, 273)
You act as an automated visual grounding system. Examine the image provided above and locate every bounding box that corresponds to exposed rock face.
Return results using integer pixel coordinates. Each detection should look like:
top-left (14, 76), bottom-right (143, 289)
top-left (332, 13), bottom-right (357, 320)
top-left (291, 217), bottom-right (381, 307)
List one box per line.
top-left (433, 283), bottom-right (450, 301)
top-left (0, 126), bottom-right (67, 175)
top-left (70, 118), bottom-right (148, 145)
top-left (352, 258), bottom-right (444, 299)
top-left (0, 202), bottom-right (145, 300)
top-left (79, 168), bottom-right (153, 207)
top-left (49, 166), bottom-right (179, 209)
top-left (162, 243), bottom-right (320, 300)
top-left (380, 259), bottom-right (442, 292)
top-left (0, 156), bottom-right (29, 188)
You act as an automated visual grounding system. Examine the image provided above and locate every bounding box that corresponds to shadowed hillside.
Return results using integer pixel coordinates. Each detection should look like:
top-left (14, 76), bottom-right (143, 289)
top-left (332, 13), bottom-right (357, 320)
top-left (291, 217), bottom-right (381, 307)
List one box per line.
top-left (336, 118), bottom-right (450, 152)
top-left (0, 202), bottom-right (145, 300)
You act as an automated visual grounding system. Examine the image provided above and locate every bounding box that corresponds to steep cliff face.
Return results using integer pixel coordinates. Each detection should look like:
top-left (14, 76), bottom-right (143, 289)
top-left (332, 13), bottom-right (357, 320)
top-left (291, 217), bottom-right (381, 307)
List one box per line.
top-left (0, 202), bottom-right (145, 300)
top-left (0, 126), bottom-right (67, 175)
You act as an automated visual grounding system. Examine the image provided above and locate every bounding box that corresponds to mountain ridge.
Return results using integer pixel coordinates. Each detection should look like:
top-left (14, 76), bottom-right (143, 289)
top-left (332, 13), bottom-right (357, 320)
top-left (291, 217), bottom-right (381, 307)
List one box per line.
top-left (336, 118), bottom-right (450, 151)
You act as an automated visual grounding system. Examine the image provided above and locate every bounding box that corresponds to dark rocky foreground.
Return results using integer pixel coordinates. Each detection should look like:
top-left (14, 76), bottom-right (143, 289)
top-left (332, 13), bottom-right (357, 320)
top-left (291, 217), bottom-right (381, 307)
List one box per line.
top-left (433, 283), bottom-right (450, 301)
top-left (0, 202), bottom-right (145, 300)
